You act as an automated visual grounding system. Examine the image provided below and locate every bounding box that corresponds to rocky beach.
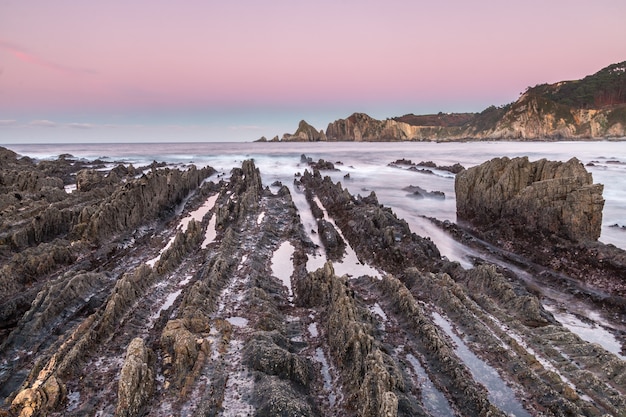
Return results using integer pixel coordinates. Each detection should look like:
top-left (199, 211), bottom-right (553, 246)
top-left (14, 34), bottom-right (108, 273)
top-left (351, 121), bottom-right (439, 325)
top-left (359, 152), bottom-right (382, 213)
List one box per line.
top-left (1, 144), bottom-right (625, 417)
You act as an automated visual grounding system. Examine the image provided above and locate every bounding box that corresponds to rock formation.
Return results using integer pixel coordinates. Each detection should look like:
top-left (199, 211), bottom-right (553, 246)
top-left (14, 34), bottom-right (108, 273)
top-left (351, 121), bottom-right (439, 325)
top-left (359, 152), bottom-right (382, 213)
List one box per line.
top-left (452, 155), bottom-right (626, 322)
top-left (325, 112), bottom-right (421, 142)
top-left (281, 120), bottom-right (327, 142)
top-left (271, 61), bottom-right (626, 141)
top-left (115, 338), bottom-right (155, 417)
top-left (455, 156), bottom-right (605, 242)
top-left (2, 149), bottom-right (625, 416)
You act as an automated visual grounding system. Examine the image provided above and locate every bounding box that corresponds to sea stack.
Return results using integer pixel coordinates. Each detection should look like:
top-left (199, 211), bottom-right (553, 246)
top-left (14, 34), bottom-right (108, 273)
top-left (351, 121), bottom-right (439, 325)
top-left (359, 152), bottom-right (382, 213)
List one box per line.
top-left (455, 156), bottom-right (605, 242)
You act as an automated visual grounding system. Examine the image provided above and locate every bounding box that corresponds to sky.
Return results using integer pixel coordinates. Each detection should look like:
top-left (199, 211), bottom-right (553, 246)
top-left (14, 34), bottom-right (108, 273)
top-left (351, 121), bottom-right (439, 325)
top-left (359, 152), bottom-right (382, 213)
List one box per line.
top-left (1, 0), bottom-right (625, 143)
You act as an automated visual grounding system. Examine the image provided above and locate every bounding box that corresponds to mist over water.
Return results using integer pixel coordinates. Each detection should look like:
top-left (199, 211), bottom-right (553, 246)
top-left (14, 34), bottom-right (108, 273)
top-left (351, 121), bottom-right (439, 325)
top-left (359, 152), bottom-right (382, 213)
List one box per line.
top-left (9, 141), bottom-right (626, 250)
top-left (6, 140), bottom-right (626, 404)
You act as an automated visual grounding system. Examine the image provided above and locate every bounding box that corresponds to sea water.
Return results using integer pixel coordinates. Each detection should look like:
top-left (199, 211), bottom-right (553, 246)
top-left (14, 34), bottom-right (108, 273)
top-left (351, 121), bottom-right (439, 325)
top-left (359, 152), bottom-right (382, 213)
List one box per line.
top-left (6, 140), bottom-right (626, 394)
top-left (8, 141), bottom-right (626, 250)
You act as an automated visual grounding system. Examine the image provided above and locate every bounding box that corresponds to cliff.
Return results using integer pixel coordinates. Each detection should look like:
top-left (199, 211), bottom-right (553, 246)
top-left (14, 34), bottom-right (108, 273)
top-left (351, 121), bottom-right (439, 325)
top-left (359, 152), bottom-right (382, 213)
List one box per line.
top-left (271, 61), bottom-right (626, 141)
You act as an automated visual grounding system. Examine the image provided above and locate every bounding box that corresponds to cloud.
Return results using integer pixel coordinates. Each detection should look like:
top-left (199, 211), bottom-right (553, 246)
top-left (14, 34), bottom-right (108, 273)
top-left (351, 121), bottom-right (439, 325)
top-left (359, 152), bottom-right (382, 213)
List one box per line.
top-left (0, 119), bottom-right (18, 126)
top-left (68, 123), bottom-right (94, 129)
top-left (0, 39), bottom-right (97, 75)
top-left (29, 119), bottom-right (58, 127)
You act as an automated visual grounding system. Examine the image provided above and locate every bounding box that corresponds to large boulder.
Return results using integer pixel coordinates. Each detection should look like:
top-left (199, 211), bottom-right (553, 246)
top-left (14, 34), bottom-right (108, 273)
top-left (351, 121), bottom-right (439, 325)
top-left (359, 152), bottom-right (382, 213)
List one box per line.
top-left (115, 338), bottom-right (155, 417)
top-left (455, 157), bottom-right (604, 242)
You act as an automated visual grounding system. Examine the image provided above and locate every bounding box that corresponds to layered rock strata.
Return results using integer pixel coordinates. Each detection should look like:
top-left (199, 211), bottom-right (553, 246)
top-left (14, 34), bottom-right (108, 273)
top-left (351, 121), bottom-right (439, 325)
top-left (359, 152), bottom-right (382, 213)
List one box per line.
top-left (270, 62), bottom-right (626, 141)
top-left (1, 150), bottom-right (625, 416)
top-left (454, 157), bottom-right (626, 301)
top-left (456, 156), bottom-right (605, 242)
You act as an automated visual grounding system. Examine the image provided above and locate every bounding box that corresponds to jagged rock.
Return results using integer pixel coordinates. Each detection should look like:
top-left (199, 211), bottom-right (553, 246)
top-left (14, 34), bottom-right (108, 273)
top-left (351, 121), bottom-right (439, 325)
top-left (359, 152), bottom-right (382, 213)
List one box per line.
top-left (216, 160), bottom-right (262, 228)
top-left (160, 319), bottom-right (200, 387)
top-left (77, 165), bottom-right (213, 243)
top-left (310, 159), bottom-right (336, 171)
top-left (299, 154), bottom-right (337, 170)
top-left (281, 120), bottom-right (327, 142)
top-left (298, 171), bottom-right (440, 274)
top-left (253, 376), bottom-right (315, 417)
top-left (403, 185), bottom-right (445, 200)
top-left (3, 151), bottom-right (625, 416)
top-left (76, 169), bottom-right (106, 192)
top-left (461, 264), bottom-right (551, 327)
top-left (379, 274), bottom-right (503, 416)
top-left (10, 359), bottom-right (66, 417)
top-left (297, 262), bottom-right (403, 416)
top-left (390, 159), bottom-right (465, 175)
top-left (390, 158), bottom-right (414, 166)
top-left (317, 219), bottom-right (345, 261)
top-left (3, 271), bottom-right (109, 352)
top-left (115, 338), bottom-right (155, 417)
top-left (441, 162), bottom-right (465, 174)
top-left (455, 156), bottom-right (604, 242)
top-left (243, 331), bottom-right (312, 387)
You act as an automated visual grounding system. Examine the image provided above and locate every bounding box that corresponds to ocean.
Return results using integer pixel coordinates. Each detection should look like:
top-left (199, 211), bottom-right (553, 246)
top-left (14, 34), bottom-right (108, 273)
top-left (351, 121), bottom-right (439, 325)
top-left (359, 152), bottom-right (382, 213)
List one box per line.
top-left (3, 140), bottom-right (626, 413)
top-left (7, 140), bottom-right (625, 254)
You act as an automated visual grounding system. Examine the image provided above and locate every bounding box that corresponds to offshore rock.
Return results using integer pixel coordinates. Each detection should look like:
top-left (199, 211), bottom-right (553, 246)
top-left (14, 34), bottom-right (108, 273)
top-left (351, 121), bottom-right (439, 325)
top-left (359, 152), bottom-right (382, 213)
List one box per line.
top-left (115, 338), bottom-right (155, 417)
top-left (281, 120), bottom-right (327, 142)
top-left (452, 155), bottom-right (626, 325)
top-left (403, 185), bottom-right (445, 200)
top-left (455, 156), bottom-right (604, 242)
top-left (326, 112), bottom-right (421, 142)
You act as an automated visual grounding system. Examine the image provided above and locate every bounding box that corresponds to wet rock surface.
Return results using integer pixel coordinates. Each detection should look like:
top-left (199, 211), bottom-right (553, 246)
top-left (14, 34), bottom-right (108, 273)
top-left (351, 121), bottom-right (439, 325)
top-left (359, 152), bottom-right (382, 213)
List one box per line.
top-left (453, 156), bottom-right (626, 312)
top-left (1, 147), bottom-right (625, 416)
top-left (456, 156), bottom-right (604, 242)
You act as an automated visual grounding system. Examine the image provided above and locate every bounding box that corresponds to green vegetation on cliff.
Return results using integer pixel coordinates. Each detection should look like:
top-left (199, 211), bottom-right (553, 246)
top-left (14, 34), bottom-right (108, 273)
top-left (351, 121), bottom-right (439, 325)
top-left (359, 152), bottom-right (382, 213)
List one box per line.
top-left (528, 61), bottom-right (626, 108)
top-left (272, 61), bottom-right (626, 141)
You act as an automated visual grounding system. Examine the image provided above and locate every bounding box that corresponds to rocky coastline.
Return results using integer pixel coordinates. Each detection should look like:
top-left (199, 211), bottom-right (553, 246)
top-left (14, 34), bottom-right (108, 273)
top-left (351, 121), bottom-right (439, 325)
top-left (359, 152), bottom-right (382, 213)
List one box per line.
top-left (258, 62), bottom-right (626, 142)
top-left (1, 146), bottom-right (625, 416)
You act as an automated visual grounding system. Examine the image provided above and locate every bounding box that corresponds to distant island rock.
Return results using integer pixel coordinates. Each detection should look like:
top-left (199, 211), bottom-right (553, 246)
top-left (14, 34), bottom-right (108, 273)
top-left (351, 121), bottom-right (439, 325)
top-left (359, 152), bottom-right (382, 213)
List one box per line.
top-left (260, 61), bottom-right (626, 142)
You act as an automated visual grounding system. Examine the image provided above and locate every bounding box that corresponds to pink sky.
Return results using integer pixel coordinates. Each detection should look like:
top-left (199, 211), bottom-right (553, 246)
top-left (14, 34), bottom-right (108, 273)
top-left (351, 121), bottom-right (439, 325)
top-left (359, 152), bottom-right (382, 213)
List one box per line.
top-left (1, 0), bottom-right (625, 143)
